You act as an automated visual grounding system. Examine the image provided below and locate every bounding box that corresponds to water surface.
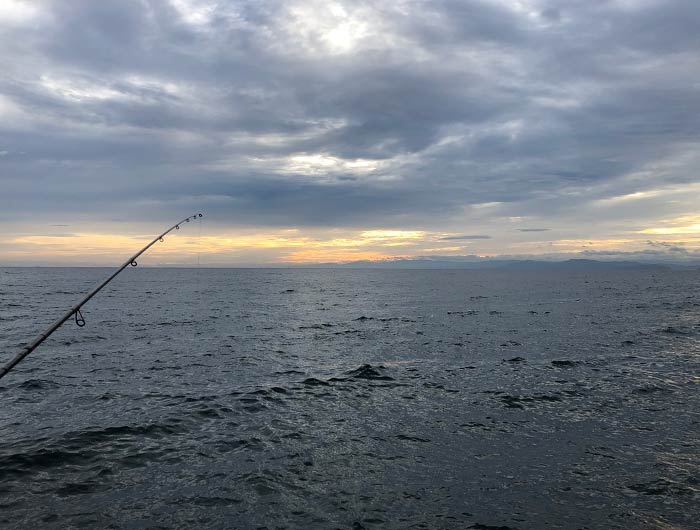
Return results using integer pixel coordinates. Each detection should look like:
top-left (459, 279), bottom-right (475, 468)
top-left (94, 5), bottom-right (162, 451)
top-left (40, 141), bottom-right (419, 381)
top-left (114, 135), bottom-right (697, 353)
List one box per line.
top-left (1, 268), bottom-right (699, 529)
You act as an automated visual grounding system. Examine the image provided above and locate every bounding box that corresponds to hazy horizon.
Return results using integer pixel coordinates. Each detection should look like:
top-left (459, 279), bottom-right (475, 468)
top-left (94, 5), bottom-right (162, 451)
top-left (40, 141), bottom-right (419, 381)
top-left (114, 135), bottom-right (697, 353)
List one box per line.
top-left (2, 254), bottom-right (698, 268)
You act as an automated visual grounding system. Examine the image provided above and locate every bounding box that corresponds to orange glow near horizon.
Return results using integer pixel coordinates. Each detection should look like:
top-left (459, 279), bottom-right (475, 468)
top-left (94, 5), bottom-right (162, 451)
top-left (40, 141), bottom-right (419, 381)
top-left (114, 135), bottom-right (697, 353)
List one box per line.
top-left (638, 215), bottom-right (700, 236)
top-left (3, 229), bottom-right (425, 264)
top-left (284, 249), bottom-right (391, 263)
top-left (3, 225), bottom-right (700, 265)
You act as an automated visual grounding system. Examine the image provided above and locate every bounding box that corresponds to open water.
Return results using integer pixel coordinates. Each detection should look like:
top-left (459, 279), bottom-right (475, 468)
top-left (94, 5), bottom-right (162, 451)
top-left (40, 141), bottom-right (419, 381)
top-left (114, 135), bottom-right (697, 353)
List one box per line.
top-left (0, 267), bottom-right (699, 529)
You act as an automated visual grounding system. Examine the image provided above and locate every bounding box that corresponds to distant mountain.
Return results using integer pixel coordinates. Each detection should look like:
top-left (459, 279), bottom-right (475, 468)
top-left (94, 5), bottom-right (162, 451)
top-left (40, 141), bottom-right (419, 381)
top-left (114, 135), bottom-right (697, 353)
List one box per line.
top-left (496, 259), bottom-right (669, 270)
top-left (323, 258), bottom-right (670, 270)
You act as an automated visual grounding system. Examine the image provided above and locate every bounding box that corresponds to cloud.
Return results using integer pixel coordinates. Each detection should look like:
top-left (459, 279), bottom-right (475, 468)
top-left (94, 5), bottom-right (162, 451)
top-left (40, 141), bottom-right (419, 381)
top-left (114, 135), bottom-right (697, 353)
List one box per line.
top-left (1, 0), bottom-right (699, 264)
top-left (439, 235), bottom-right (491, 240)
top-left (646, 240), bottom-right (689, 254)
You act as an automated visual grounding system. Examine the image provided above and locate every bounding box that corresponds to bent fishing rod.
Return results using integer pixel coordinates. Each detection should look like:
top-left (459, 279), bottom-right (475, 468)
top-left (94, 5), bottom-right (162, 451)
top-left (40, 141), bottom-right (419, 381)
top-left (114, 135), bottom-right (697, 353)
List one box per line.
top-left (0, 213), bottom-right (203, 381)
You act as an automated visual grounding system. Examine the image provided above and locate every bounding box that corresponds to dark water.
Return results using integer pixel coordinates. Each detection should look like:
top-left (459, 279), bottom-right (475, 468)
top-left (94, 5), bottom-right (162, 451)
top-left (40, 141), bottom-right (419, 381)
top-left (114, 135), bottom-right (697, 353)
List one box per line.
top-left (1, 267), bottom-right (699, 529)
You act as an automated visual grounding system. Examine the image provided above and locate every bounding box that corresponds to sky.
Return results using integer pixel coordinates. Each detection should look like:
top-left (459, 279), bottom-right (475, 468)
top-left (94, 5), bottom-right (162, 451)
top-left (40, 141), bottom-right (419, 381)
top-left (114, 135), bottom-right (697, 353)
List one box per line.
top-left (1, 0), bottom-right (699, 266)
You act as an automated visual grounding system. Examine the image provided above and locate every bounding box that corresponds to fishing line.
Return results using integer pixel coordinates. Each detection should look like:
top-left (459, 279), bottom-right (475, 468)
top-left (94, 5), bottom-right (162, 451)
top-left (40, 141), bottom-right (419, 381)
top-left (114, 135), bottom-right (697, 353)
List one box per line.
top-left (197, 214), bottom-right (202, 268)
top-left (194, 214), bottom-right (203, 347)
top-left (0, 213), bottom-right (204, 381)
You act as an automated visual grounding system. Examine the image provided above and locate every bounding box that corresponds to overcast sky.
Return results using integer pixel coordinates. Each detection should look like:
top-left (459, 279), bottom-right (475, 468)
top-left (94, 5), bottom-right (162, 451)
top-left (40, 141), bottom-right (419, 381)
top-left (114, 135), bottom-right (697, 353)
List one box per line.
top-left (1, 0), bottom-right (699, 265)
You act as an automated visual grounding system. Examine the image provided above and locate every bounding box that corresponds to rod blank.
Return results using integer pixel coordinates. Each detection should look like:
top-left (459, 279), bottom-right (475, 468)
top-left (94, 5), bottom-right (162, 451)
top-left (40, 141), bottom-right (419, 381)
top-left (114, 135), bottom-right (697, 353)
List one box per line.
top-left (0, 213), bottom-right (203, 381)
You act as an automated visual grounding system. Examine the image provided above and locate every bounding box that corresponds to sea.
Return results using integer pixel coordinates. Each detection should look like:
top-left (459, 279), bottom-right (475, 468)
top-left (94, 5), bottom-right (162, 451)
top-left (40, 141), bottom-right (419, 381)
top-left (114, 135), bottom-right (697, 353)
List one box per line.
top-left (0, 267), bottom-right (699, 530)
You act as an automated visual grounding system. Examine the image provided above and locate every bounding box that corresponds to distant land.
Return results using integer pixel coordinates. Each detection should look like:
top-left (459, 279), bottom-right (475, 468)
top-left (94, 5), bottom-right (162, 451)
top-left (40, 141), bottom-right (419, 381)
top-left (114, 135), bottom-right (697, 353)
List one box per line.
top-left (4, 258), bottom-right (699, 269)
top-left (307, 258), bottom-right (680, 270)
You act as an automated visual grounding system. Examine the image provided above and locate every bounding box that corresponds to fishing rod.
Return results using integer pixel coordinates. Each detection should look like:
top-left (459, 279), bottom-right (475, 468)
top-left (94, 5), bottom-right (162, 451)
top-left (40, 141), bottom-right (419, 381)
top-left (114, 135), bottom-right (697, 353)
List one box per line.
top-left (0, 213), bottom-right (203, 381)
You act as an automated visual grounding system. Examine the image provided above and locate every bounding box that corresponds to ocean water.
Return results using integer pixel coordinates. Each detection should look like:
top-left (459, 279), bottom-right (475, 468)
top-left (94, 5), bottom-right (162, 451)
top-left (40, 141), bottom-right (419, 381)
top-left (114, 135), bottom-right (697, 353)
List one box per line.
top-left (0, 267), bottom-right (699, 530)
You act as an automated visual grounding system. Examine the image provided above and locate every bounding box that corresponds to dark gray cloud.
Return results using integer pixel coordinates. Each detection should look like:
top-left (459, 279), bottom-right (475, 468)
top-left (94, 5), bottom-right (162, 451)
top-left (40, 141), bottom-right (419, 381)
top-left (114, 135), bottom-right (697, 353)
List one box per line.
top-left (0, 0), bottom-right (699, 262)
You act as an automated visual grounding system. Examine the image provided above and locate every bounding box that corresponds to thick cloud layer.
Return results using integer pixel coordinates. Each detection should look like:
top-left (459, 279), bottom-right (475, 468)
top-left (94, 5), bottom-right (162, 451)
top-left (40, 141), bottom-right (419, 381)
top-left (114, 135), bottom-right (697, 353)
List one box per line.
top-left (1, 0), bottom-right (699, 264)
